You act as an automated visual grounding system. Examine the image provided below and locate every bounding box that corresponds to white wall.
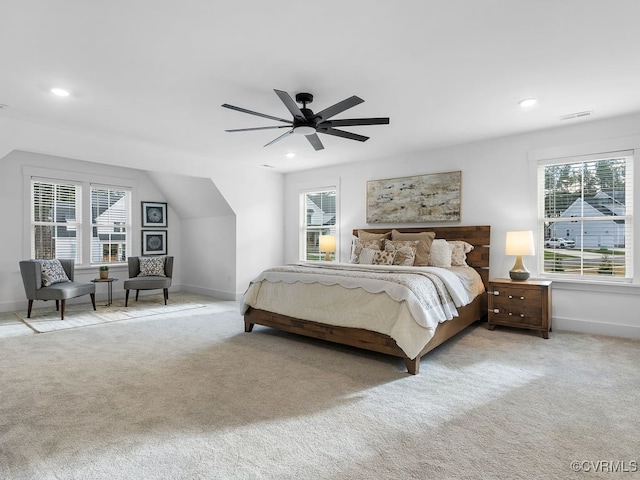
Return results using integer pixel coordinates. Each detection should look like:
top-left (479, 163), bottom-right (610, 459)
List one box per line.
top-left (284, 112), bottom-right (640, 339)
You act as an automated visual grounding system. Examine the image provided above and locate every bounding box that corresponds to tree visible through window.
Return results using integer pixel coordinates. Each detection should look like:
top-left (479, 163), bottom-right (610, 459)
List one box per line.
top-left (538, 152), bottom-right (633, 279)
top-left (32, 180), bottom-right (81, 261)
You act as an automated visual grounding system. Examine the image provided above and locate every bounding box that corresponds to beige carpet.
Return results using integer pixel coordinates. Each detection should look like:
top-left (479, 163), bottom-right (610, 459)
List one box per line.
top-left (14, 292), bottom-right (218, 333)
top-left (0, 304), bottom-right (638, 479)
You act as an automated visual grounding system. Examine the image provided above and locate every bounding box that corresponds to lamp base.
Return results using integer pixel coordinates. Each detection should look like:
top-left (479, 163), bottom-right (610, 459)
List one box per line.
top-left (509, 270), bottom-right (530, 281)
top-left (509, 255), bottom-right (530, 281)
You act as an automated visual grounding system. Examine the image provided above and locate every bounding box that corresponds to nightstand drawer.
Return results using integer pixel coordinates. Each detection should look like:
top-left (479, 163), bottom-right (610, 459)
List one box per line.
top-left (489, 305), bottom-right (543, 327)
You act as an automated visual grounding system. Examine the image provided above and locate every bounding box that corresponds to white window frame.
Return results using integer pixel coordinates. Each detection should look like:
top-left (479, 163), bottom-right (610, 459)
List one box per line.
top-left (299, 186), bottom-right (338, 262)
top-left (537, 150), bottom-right (634, 282)
top-left (24, 166), bottom-right (136, 268)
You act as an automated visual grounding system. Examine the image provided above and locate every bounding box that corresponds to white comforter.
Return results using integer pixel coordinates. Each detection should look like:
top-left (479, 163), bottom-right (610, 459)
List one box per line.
top-left (241, 262), bottom-right (485, 359)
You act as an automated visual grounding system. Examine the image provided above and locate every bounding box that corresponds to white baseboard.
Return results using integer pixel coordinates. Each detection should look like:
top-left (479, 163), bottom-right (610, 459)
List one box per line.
top-left (554, 316), bottom-right (640, 339)
top-left (180, 284), bottom-right (237, 301)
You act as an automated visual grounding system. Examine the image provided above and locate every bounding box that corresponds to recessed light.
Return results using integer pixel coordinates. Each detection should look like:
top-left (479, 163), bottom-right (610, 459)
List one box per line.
top-left (51, 88), bottom-right (70, 97)
top-left (285, 152), bottom-right (296, 158)
top-left (518, 98), bottom-right (537, 108)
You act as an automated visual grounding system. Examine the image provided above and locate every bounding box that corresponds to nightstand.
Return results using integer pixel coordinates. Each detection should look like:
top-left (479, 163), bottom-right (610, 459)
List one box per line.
top-left (487, 278), bottom-right (552, 339)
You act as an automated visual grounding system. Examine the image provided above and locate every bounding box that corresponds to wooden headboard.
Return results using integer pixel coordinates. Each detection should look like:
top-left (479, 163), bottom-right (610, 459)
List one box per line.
top-left (353, 225), bottom-right (491, 287)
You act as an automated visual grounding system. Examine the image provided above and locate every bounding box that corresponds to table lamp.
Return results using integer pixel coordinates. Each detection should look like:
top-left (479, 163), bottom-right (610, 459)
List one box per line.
top-left (505, 230), bottom-right (535, 281)
top-left (319, 234), bottom-right (336, 261)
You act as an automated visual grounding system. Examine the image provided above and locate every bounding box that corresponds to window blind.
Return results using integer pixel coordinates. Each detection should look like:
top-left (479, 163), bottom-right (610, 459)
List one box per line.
top-left (32, 179), bottom-right (82, 261)
top-left (537, 150), bottom-right (634, 280)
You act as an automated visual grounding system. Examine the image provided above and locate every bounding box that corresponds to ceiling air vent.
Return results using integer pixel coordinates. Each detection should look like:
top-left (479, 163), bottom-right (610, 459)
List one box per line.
top-left (559, 110), bottom-right (594, 121)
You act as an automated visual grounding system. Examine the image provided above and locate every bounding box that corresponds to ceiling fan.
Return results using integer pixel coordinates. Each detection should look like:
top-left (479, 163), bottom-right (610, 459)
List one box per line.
top-left (222, 89), bottom-right (390, 151)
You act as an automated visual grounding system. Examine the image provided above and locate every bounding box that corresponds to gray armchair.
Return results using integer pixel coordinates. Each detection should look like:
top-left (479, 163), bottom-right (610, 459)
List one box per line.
top-left (19, 259), bottom-right (96, 320)
top-left (124, 256), bottom-right (173, 306)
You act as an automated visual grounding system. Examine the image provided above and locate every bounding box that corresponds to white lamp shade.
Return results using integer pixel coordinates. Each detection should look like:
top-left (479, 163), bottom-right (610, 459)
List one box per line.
top-left (319, 235), bottom-right (336, 253)
top-left (505, 230), bottom-right (535, 256)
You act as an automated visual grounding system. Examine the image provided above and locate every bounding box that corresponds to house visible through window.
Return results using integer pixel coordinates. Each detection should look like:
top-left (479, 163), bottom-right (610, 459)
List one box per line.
top-left (91, 186), bottom-right (130, 263)
top-left (538, 151), bottom-right (633, 280)
top-left (300, 188), bottom-right (337, 261)
top-left (31, 178), bottom-right (131, 265)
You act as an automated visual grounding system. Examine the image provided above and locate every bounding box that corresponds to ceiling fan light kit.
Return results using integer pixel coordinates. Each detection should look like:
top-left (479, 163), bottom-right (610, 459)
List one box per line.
top-left (222, 89), bottom-right (390, 151)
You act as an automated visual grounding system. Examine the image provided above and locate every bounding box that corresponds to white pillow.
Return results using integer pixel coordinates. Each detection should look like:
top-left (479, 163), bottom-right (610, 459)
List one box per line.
top-left (428, 239), bottom-right (454, 268)
top-left (358, 247), bottom-right (378, 265)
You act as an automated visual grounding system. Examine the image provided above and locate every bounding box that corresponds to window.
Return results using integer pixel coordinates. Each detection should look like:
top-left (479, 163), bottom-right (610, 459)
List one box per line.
top-left (538, 151), bottom-right (633, 280)
top-left (299, 188), bottom-right (337, 261)
top-left (31, 177), bottom-right (131, 266)
top-left (91, 185), bottom-right (131, 263)
top-left (32, 180), bottom-right (82, 261)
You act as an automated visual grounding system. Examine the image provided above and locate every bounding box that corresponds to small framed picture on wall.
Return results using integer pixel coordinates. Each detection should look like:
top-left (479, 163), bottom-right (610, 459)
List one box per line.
top-left (142, 202), bottom-right (168, 227)
top-left (142, 230), bottom-right (167, 255)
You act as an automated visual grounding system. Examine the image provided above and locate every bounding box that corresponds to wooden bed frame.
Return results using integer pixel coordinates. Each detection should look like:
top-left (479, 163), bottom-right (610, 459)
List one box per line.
top-left (244, 225), bottom-right (491, 374)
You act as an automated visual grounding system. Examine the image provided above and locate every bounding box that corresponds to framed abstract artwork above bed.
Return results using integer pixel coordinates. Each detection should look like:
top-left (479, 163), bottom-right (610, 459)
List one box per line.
top-left (366, 170), bottom-right (461, 223)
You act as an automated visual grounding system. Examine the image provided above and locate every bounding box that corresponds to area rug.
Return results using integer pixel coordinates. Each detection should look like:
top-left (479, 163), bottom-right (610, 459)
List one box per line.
top-left (14, 292), bottom-right (228, 333)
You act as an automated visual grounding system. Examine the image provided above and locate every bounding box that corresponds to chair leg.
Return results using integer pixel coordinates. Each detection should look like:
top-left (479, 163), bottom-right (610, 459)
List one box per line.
top-left (163, 288), bottom-right (168, 305)
top-left (90, 293), bottom-right (96, 311)
top-left (60, 299), bottom-right (66, 320)
top-left (125, 289), bottom-right (130, 307)
top-left (27, 300), bottom-right (33, 318)
top-left (135, 290), bottom-right (139, 301)
top-left (56, 300), bottom-right (60, 311)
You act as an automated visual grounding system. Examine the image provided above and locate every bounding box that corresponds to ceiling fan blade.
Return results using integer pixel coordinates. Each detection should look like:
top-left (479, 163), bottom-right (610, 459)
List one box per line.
top-left (273, 89), bottom-right (306, 122)
top-left (225, 125), bottom-right (292, 132)
top-left (222, 103), bottom-right (292, 124)
top-left (313, 96), bottom-right (364, 122)
top-left (320, 117), bottom-right (390, 128)
top-left (264, 129), bottom-right (294, 147)
top-left (317, 127), bottom-right (369, 142)
top-left (305, 133), bottom-right (324, 151)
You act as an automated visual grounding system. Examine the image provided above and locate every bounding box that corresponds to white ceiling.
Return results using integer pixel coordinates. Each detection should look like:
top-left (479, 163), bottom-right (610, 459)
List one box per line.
top-left (3, 0), bottom-right (640, 173)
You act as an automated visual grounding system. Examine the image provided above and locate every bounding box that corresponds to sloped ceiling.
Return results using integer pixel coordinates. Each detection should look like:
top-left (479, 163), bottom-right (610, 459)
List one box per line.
top-left (2, 1), bottom-right (640, 173)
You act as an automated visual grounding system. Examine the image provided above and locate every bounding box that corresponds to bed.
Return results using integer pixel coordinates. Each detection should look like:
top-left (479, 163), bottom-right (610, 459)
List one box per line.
top-left (242, 225), bottom-right (490, 374)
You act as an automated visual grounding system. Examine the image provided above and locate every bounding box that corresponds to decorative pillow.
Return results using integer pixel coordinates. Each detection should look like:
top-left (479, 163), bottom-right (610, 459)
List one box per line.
top-left (391, 230), bottom-right (436, 266)
top-left (357, 230), bottom-right (391, 251)
top-left (372, 250), bottom-right (395, 265)
top-left (384, 240), bottom-right (419, 266)
top-left (41, 259), bottom-right (70, 287)
top-left (138, 256), bottom-right (166, 277)
top-left (358, 247), bottom-right (378, 265)
top-left (350, 236), bottom-right (382, 263)
top-left (449, 240), bottom-right (474, 266)
top-left (428, 239), bottom-right (454, 268)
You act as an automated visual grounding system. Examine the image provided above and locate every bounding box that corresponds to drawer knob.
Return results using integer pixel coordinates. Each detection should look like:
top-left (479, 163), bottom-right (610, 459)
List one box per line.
top-left (508, 295), bottom-right (513, 299)
top-left (493, 309), bottom-right (499, 313)
top-left (520, 296), bottom-right (525, 300)
top-left (520, 313), bottom-right (525, 318)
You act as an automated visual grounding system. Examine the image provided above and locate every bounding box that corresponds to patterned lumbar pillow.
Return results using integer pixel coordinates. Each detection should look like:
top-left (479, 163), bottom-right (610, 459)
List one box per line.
top-left (449, 240), bottom-right (474, 266)
top-left (372, 250), bottom-right (396, 265)
top-left (138, 256), bottom-right (166, 276)
top-left (41, 259), bottom-right (70, 287)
